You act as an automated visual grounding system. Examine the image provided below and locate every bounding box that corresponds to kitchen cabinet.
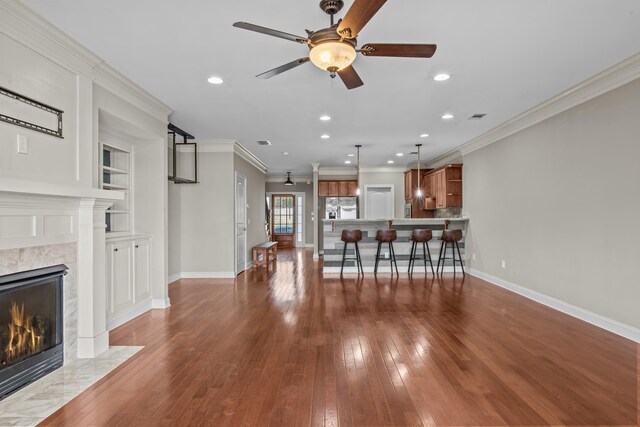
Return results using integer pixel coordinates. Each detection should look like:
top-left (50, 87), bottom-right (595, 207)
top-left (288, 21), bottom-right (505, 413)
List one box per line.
top-left (423, 164), bottom-right (462, 209)
top-left (404, 169), bottom-right (431, 218)
top-left (319, 180), bottom-right (358, 197)
top-left (106, 236), bottom-right (151, 328)
top-left (318, 181), bottom-right (329, 196)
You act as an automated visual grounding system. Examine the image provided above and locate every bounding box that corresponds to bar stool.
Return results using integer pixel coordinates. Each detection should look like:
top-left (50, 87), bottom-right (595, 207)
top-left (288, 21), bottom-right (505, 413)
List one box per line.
top-left (374, 229), bottom-right (399, 275)
top-left (340, 229), bottom-right (363, 276)
top-left (437, 229), bottom-right (465, 275)
top-left (408, 229), bottom-right (435, 275)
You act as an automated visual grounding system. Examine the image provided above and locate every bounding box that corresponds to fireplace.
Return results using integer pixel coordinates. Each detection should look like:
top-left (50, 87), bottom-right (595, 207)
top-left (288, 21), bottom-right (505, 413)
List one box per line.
top-left (0, 264), bottom-right (66, 399)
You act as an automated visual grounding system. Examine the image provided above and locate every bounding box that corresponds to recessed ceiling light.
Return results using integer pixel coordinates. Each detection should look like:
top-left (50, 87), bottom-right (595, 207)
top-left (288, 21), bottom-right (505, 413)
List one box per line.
top-left (387, 160), bottom-right (394, 164)
top-left (282, 151), bottom-right (289, 156)
top-left (420, 133), bottom-right (429, 138)
top-left (441, 113), bottom-right (454, 120)
top-left (207, 76), bottom-right (223, 84)
top-left (344, 160), bottom-right (351, 164)
top-left (434, 73), bottom-right (450, 81)
top-left (347, 153), bottom-right (355, 157)
top-left (396, 153), bottom-right (404, 157)
top-left (319, 115), bottom-right (331, 121)
top-left (321, 134), bottom-right (330, 139)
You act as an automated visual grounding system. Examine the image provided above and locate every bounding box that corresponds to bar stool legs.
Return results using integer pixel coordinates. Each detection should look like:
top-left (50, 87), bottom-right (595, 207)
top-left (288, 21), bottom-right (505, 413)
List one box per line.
top-left (409, 241), bottom-right (435, 275)
top-left (340, 241), bottom-right (363, 276)
top-left (374, 241), bottom-right (399, 275)
top-left (436, 240), bottom-right (465, 276)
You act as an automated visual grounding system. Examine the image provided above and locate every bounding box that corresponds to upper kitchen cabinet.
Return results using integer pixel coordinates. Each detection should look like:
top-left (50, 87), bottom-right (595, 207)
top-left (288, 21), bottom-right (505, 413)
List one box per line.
top-left (424, 164), bottom-right (463, 209)
top-left (319, 180), bottom-right (358, 197)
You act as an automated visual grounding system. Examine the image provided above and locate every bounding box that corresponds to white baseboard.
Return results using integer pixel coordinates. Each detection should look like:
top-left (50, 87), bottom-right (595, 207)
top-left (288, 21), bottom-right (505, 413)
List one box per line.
top-left (469, 268), bottom-right (640, 343)
top-left (106, 300), bottom-right (153, 331)
top-left (323, 266), bottom-right (462, 274)
top-left (168, 271), bottom-right (236, 281)
top-left (152, 298), bottom-right (171, 309)
top-left (304, 244), bottom-right (314, 248)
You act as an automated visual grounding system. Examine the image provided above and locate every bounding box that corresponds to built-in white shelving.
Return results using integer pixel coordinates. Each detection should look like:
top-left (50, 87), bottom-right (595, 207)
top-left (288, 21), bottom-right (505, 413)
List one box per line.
top-left (99, 143), bottom-right (131, 234)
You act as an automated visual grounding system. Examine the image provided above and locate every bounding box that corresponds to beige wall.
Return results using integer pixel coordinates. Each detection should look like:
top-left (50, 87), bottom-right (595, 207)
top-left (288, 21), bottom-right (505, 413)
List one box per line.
top-left (464, 77), bottom-right (640, 329)
top-left (266, 181), bottom-right (314, 245)
top-left (179, 151), bottom-right (235, 274)
top-left (235, 154), bottom-right (267, 261)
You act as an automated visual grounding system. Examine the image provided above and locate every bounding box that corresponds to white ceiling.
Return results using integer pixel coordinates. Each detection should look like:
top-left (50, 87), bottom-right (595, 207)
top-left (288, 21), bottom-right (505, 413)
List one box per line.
top-left (22, 0), bottom-right (640, 176)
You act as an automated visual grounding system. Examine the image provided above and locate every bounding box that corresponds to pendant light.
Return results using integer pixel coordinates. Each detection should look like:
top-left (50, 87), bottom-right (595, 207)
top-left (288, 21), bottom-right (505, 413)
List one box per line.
top-left (284, 172), bottom-right (294, 186)
top-left (415, 144), bottom-right (423, 198)
top-left (355, 144), bottom-right (362, 196)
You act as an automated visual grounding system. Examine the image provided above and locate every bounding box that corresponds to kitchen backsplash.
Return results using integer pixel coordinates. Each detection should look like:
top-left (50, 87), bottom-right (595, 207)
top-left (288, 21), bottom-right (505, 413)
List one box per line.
top-left (434, 207), bottom-right (462, 218)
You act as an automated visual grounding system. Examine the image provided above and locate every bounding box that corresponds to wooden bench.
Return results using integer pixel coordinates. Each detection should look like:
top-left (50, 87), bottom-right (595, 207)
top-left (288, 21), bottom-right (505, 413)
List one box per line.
top-left (252, 242), bottom-right (278, 268)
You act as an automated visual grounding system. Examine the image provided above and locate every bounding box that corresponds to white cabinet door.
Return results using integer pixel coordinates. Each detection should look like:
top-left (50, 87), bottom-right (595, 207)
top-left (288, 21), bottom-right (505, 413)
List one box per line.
top-left (109, 240), bottom-right (133, 316)
top-left (134, 239), bottom-right (150, 302)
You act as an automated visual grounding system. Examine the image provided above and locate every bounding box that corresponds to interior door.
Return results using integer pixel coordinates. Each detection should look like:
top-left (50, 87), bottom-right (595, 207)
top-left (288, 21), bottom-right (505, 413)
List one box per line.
top-left (271, 194), bottom-right (295, 248)
top-left (365, 186), bottom-right (394, 219)
top-left (235, 172), bottom-right (247, 274)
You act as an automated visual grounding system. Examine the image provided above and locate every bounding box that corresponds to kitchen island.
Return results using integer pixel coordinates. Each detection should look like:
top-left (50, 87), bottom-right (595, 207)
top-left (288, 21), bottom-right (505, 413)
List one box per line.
top-left (322, 218), bottom-right (469, 274)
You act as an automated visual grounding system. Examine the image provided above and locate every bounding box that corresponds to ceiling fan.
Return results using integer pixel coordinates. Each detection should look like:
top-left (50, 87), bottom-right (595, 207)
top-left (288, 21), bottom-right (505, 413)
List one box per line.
top-left (233, 0), bottom-right (437, 90)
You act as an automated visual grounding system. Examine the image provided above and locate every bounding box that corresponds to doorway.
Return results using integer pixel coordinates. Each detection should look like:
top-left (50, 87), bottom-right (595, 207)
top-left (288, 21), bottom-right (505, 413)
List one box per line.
top-left (235, 172), bottom-right (247, 275)
top-left (271, 194), bottom-right (295, 248)
top-left (364, 185), bottom-right (395, 219)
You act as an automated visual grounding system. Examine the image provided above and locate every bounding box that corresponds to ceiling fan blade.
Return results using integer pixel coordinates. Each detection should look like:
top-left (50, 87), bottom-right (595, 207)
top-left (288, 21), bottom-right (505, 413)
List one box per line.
top-left (337, 0), bottom-right (387, 39)
top-left (233, 22), bottom-right (308, 44)
top-left (256, 58), bottom-right (310, 79)
top-left (337, 65), bottom-right (364, 90)
top-left (360, 43), bottom-right (437, 58)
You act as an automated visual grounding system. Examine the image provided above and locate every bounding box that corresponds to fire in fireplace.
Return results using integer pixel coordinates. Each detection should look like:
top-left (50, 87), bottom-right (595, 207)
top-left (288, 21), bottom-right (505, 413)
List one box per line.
top-left (0, 264), bottom-right (66, 399)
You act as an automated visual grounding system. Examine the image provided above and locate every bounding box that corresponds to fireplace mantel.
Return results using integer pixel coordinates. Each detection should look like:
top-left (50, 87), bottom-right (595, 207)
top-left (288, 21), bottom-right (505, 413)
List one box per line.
top-left (0, 177), bottom-right (123, 359)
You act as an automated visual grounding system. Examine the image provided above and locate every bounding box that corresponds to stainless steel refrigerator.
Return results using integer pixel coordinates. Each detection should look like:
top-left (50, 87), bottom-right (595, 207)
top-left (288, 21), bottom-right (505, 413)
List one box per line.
top-left (325, 197), bottom-right (358, 219)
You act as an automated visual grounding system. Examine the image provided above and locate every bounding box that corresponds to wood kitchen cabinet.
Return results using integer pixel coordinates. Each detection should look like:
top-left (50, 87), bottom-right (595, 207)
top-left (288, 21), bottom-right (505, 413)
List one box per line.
top-left (319, 180), bottom-right (358, 197)
top-left (423, 164), bottom-right (462, 209)
top-left (404, 169), bottom-right (431, 218)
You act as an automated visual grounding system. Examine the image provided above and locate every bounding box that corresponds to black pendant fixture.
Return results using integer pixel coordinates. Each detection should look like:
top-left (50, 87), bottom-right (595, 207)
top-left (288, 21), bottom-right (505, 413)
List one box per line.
top-left (284, 172), bottom-right (294, 186)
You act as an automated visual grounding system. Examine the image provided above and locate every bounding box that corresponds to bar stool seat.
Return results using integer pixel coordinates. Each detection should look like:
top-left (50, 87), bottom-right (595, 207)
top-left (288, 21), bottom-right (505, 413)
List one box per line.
top-left (340, 229), bottom-right (363, 276)
top-left (408, 229), bottom-right (435, 275)
top-left (437, 229), bottom-right (465, 275)
top-left (374, 229), bottom-right (399, 275)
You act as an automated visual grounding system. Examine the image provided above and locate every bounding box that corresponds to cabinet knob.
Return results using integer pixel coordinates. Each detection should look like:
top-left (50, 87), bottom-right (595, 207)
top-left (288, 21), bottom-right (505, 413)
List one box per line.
top-left (114, 248), bottom-right (118, 252)
top-left (135, 245), bottom-right (139, 248)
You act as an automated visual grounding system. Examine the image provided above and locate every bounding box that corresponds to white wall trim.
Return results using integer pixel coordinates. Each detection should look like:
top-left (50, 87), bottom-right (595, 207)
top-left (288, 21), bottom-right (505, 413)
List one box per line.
top-left (173, 271), bottom-right (237, 279)
top-left (469, 269), bottom-right (640, 344)
top-left (319, 167), bottom-right (357, 176)
top-left (0, 1), bottom-right (173, 121)
top-left (106, 300), bottom-right (153, 331)
top-left (265, 175), bottom-right (312, 184)
top-left (167, 273), bottom-right (181, 284)
top-left (428, 52), bottom-right (640, 168)
top-left (152, 298), bottom-right (171, 309)
top-left (359, 166), bottom-right (407, 173)
top-left (197, 140), bottom-right (267, 173)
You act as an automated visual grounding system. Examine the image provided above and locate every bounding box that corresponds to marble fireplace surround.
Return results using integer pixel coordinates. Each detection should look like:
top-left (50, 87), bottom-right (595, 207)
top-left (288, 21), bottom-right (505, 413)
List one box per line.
top-left (0, 178), bottom-right (124, 360)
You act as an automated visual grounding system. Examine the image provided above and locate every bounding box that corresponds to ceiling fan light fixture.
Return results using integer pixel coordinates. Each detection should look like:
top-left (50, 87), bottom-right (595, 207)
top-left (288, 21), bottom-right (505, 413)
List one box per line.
top-left (309, 41), bottom-right (357, 72)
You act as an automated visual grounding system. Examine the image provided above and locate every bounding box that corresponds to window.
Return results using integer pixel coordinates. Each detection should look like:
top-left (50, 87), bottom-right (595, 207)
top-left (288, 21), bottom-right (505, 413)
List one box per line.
top-left (296, 197), bottom-right (303, 243)
top-left (272, 195), bottom-right (294, 235)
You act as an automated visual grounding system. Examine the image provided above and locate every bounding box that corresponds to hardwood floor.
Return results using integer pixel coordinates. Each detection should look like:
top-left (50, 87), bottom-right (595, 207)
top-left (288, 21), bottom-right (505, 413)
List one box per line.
top-left (41, 249), bottom-right (638, 426)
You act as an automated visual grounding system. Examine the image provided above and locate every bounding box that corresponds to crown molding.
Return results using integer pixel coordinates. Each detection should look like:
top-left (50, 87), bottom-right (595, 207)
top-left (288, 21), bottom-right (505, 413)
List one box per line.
top-left (265, 176), bottom-right (312, 184)
top-left (93, 63), bottom-right (173, 121)
top-left (318, 167), bottom-right (356, 176)
top-left (359, 166), bottom-right (406, 173)
top-left (427, 52), bottom-right (640, 168)
top-left (197, 140), bottom-right (267, 174)
top-left (1, 1), bottom-right (172, 122)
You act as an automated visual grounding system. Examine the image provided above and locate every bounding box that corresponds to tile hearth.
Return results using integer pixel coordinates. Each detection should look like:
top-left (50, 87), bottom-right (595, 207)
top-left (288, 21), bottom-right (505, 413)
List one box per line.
top-left (0, 346), bottom-right (142, 427)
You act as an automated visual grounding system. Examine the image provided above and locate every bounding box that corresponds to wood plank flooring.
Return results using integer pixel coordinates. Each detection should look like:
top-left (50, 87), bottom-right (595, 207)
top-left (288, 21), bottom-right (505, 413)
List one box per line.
top-left (40, 248), bottom-right (638, 426)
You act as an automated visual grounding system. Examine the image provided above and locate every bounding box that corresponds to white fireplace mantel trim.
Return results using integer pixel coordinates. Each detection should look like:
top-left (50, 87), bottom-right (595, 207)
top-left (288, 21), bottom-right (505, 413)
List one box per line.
top-left (0, 179), bottom-right (122, 359)
top-left (0, 177), bottom-right (123, 201)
